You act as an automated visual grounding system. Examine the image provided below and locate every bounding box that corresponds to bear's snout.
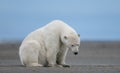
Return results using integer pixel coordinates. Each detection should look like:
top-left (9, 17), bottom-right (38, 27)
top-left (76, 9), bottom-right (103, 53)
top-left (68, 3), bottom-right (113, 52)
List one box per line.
top-left (74, 52), bottom-right (78, 55)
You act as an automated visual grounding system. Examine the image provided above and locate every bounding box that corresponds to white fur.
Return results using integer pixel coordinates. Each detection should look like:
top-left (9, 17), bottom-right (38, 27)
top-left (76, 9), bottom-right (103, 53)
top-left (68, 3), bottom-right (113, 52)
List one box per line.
top-left (19, 20), bottom-right (80, 67)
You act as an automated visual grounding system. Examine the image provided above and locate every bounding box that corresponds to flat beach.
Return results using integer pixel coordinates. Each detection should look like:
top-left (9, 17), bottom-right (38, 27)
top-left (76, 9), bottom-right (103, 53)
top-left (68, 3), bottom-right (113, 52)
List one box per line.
top-left (0, 41), bottom-right (120, 73)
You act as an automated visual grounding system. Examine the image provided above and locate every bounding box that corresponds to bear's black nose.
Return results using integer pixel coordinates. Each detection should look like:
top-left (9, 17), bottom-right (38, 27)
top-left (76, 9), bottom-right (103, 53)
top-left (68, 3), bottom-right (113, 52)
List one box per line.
top-left (74, 52), bottom-right (78, 55)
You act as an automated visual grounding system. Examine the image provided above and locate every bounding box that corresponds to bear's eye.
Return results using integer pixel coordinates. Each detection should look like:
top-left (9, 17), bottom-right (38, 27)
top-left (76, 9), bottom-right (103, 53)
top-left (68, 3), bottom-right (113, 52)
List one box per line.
top-left (71, 45), bottom-right (74, 47)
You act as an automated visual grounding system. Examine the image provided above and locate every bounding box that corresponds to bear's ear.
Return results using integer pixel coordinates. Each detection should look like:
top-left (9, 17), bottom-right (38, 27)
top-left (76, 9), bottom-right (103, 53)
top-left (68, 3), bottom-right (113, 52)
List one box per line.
top-left (78, 34), bottom-right (80, 37)
top-left (64, 36), bottom-right (68, 39)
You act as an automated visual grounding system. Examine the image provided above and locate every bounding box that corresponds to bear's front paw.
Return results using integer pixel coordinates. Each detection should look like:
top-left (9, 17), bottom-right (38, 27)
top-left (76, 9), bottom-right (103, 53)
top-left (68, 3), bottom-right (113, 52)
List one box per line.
top-left (62, 64), bottom-right (70, 67)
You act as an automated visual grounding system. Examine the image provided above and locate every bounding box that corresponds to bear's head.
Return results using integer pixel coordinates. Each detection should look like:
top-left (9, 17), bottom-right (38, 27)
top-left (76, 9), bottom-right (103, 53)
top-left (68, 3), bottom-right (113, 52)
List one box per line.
top-left (61, 33), bottom-right (80, 55)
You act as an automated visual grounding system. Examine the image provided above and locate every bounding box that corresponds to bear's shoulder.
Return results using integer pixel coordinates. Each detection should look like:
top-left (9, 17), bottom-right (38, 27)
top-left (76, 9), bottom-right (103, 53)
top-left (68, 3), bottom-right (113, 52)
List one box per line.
top-left (47, 20), bottom-right (68, 27)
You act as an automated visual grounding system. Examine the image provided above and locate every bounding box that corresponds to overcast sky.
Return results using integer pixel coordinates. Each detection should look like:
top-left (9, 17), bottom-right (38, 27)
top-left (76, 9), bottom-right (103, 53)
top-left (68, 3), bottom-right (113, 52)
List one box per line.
top-left (0, 0), bottom-right (120, 41)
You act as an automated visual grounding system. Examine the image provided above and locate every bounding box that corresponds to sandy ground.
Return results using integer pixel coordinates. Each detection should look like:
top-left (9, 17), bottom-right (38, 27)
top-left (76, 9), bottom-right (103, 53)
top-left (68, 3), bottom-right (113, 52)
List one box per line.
top-left (0, 41), bottom-right (120, 73)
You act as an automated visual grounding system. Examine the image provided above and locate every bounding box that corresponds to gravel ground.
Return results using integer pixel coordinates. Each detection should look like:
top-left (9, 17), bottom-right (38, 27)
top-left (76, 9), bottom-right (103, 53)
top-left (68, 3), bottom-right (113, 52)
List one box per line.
top-left (0, 41), bottom-right (120, 73)
top-left (0, 62), bottom-right (120, 73)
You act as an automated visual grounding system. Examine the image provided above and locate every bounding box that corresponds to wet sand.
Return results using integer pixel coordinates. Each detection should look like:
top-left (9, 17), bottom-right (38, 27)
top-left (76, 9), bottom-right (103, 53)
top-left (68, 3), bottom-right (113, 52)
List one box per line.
top-left (0, 41), bottom-right (120, 73)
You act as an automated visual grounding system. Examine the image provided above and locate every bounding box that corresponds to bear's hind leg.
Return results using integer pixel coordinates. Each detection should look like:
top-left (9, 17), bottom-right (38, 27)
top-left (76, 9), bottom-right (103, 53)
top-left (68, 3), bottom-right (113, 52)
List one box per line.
top-left (21, 47), bottom-right (43, 67)
top-left (26, 63), bottom-right (42, 67)
top-left (20, 40), bottom-right (43, 67)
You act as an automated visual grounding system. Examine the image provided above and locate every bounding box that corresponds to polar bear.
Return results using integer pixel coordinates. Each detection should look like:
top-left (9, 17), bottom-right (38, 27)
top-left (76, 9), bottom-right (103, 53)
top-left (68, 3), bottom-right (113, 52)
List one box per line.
top-left (19, 20), bottom-right (80, 67)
